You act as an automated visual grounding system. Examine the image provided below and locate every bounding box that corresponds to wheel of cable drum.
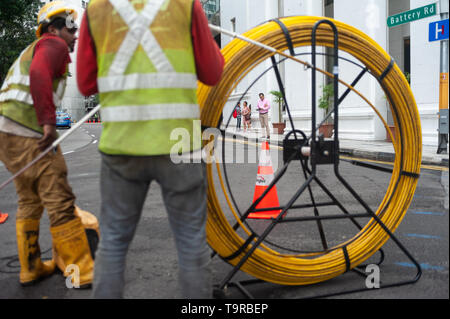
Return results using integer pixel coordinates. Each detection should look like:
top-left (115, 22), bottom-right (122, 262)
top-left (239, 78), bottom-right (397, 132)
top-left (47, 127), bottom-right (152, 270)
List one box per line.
top-left (197, 16), bottom-right (421, 286)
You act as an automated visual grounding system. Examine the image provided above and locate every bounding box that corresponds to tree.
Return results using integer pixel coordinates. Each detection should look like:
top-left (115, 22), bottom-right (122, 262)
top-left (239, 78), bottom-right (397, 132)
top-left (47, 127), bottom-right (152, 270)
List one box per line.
top-left (0, 0), bottom-right (41, 84)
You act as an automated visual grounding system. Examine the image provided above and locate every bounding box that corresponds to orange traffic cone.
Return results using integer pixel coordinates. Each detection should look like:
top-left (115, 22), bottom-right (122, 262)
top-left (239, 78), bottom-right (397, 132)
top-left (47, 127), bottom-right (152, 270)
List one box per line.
top-left (248, 141), bottom-right (282, 219)
top-left (0, 211), bottom-right (8, 224)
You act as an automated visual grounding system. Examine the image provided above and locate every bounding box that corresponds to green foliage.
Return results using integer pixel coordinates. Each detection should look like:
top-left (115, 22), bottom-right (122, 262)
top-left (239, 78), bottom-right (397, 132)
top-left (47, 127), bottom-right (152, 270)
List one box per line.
top-left (269, 90), bottom-right (284, 123)
top-left (318, 83), bottom-right (334, 115)
top-left (0, 0), bottom-right (41, 84)
top-left (92, 94), bottom-right (100, 106)
top-left (269, 90), bottom-right (283, 104)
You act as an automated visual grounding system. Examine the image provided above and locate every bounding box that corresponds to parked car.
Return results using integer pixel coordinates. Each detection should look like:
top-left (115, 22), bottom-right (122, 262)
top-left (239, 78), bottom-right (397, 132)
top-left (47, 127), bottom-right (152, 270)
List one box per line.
top-left (56, 111), bottom-right (72, 128)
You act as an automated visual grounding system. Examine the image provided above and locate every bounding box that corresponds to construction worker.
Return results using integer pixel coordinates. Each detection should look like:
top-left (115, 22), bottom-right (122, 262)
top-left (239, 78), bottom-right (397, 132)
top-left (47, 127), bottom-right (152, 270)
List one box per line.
top-left (76, 0), bottom-right (224, 298)
top-left (0, 1), bottom-right (97, 288)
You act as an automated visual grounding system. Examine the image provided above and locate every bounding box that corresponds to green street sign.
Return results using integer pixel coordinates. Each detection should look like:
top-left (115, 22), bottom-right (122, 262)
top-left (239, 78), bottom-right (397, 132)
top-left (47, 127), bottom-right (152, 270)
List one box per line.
top-left (387, 2), bottom-right (437, 27)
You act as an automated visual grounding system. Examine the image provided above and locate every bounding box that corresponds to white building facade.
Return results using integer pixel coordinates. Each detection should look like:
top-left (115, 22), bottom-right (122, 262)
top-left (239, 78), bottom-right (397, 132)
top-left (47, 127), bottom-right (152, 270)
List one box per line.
top-left (220, 0), bottom-right (447, 146)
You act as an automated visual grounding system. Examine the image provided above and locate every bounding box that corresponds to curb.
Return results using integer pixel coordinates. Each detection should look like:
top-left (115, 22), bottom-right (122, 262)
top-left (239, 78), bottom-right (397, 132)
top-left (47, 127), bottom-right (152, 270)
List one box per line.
top-left (340, 147), bottom-right (394, 163)
top-left (338, 147), bottom-right (448, 168)
top-left (222, 131), bottom-right (449, 168)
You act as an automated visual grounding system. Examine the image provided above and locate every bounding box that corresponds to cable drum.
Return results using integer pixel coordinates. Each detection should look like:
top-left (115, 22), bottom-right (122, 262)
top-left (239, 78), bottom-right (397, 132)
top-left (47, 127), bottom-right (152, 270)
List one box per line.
top-left (198, 16), bottom-right (421, 285)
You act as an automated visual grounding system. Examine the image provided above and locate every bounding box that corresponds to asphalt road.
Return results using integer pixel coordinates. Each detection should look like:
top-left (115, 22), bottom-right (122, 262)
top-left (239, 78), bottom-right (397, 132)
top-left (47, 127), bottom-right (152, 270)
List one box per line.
top-left (0, 123), bottom-right (448, 300)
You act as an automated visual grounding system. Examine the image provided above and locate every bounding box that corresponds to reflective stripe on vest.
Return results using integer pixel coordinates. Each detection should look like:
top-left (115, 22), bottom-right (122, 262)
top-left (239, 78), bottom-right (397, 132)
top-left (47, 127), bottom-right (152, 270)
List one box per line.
top-left (0, 75), bottom-right (65, 107)
top-left (108, 0), bottom-right (174, 75)
top-left (0, 90), bottom-right (33, 105)
top-left (53, 79), bottom-right (66, 106)
top-left (101, 103), bottom-right (199, 122)
top-left (91, 0), bottom-right (199, 156)
top-left (0, 49), bottom-right (30, 100)
top-left (1, 50), bottom-right (28, 90)
top-left (97, 73), bottom-right (197, 92)
top-left (1, 75), bottom-right (30, 88)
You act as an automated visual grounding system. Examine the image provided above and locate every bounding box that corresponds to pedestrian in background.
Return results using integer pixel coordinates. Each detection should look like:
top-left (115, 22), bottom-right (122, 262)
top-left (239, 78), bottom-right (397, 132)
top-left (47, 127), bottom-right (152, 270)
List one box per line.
top-left (242, 101), bottom-right (251, 132)
top-left (257, 93), bottom-right (271, 138)
top-left (0, 1), bottom-right (96, 288)
top-left (235, 101), bottom-right (242, 131)
top-left (76, 0), bottom-right (224, 298)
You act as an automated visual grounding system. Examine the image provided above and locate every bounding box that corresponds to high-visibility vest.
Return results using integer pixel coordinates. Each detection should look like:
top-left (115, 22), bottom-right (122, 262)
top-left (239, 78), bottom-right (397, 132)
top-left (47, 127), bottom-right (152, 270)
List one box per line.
top-left (0, 39), bottom-right (67, 134)
top-left (88, 0), bottom-right (201, 156)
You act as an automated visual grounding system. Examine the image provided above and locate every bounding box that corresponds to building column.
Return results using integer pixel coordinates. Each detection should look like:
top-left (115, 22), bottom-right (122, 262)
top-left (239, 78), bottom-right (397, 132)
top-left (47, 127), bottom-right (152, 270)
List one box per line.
top-left (61, 1), bottom-right (87, 122)
top-left (334, 0), bottom-right (389, 140)
top-left (283, 0), bottom-right (324, 134)
top-left (410, 0), bottom-right (441, 146)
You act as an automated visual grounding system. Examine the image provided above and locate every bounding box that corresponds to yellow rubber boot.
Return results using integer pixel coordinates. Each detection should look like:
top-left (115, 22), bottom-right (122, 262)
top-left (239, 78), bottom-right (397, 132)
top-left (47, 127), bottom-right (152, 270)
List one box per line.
top-left (16, 219), bottom-right (56, 286)
top-left (50, 216), bottom-right (95, 288)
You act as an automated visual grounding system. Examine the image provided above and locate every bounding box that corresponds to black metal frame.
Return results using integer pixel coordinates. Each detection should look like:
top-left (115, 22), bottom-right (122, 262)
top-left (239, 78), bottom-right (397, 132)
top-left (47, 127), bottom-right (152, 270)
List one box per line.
top-left (212, 19), bottom-right (422, 299)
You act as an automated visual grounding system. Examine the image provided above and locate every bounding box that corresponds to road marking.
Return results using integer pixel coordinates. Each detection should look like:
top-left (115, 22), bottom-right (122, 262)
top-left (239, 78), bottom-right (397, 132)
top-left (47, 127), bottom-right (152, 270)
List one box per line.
top-left (395, 262), bottom-right (445, 271)
top-left (411, 211), bottom-right (445, 216)
top-left (405, 233), bottom-right (441, 239)
top-left (340, 155), bottom-right (448, 172)
top-left (70, 173), bottom-right (98, 178)
top-left (421, 164), bottom-right (448, 171)
top-left (220, 137), bottom-right (283, 150)
top-left (63, 151), bottom-right (74, 155)
top-left (93, 140), bottom-right (98, 144)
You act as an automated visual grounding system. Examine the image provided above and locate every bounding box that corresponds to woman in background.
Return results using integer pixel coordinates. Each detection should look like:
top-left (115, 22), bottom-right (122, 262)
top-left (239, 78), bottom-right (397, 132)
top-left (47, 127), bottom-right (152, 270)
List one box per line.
top-left (242, 101), bottom-right (251, 132)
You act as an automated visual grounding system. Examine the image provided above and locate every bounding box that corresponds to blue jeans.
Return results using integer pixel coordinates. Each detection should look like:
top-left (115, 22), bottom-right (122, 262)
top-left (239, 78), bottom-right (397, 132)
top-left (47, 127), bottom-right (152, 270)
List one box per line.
top-left (92, 154), bottom-right (211, 298)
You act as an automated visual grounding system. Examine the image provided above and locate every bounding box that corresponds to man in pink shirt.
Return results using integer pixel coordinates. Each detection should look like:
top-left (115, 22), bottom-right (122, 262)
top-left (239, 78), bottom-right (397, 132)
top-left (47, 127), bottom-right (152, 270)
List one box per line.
top-left (257, 93), bottom-right (271, 138)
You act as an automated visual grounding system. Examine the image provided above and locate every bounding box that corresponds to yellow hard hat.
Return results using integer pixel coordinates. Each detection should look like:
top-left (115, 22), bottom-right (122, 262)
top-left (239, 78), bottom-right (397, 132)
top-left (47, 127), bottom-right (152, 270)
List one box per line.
top-left (36, 1), bottom-right (78, 38)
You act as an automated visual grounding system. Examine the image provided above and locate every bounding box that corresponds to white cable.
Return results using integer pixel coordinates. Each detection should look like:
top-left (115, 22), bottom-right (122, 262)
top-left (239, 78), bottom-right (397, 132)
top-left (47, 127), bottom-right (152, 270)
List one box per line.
top-left (0, 104), bottom-right (101, 191)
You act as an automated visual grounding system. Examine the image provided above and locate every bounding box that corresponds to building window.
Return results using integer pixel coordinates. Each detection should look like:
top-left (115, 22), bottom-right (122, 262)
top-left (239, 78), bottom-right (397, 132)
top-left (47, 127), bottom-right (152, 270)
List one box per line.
top-left (201, 0), bottom-right (219, 21)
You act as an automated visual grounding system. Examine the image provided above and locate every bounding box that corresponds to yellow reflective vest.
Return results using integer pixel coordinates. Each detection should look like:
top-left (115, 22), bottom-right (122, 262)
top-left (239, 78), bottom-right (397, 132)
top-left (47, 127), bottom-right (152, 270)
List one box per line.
top-left (87, 0), bottom-right (201, 156)
top-left (0, 39), bottom-right (67, 134)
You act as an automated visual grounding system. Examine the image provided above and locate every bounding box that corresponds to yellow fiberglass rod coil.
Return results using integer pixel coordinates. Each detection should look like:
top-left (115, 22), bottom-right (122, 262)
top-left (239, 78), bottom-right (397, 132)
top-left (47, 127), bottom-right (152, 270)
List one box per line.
top-left (197, 16), bottom-right (422, 286)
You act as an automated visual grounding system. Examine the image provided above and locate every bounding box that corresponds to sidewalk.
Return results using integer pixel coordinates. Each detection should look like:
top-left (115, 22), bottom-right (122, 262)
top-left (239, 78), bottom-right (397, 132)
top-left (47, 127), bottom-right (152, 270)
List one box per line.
top-left (223, 126), bottom-right (449, 167)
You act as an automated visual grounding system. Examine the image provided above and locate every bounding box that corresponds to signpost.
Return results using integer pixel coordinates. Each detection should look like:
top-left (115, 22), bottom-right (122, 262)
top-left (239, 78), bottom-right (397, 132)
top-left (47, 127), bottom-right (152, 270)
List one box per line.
top-left (429, 19), bottom-right (450, 41)
top-left (386, 1), bottom-right (448, 153)
top-left (387, 2), bottom-right (437, 27)
top-left (437, 0), bottom-right (449, 154)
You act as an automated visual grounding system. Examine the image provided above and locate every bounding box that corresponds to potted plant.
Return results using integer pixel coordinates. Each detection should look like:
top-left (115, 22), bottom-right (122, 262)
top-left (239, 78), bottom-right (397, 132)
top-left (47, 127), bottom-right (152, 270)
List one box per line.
top-left (318, 83), bottom-right (334, 138)
top-left (269, 90), bottom-right (286, 134)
